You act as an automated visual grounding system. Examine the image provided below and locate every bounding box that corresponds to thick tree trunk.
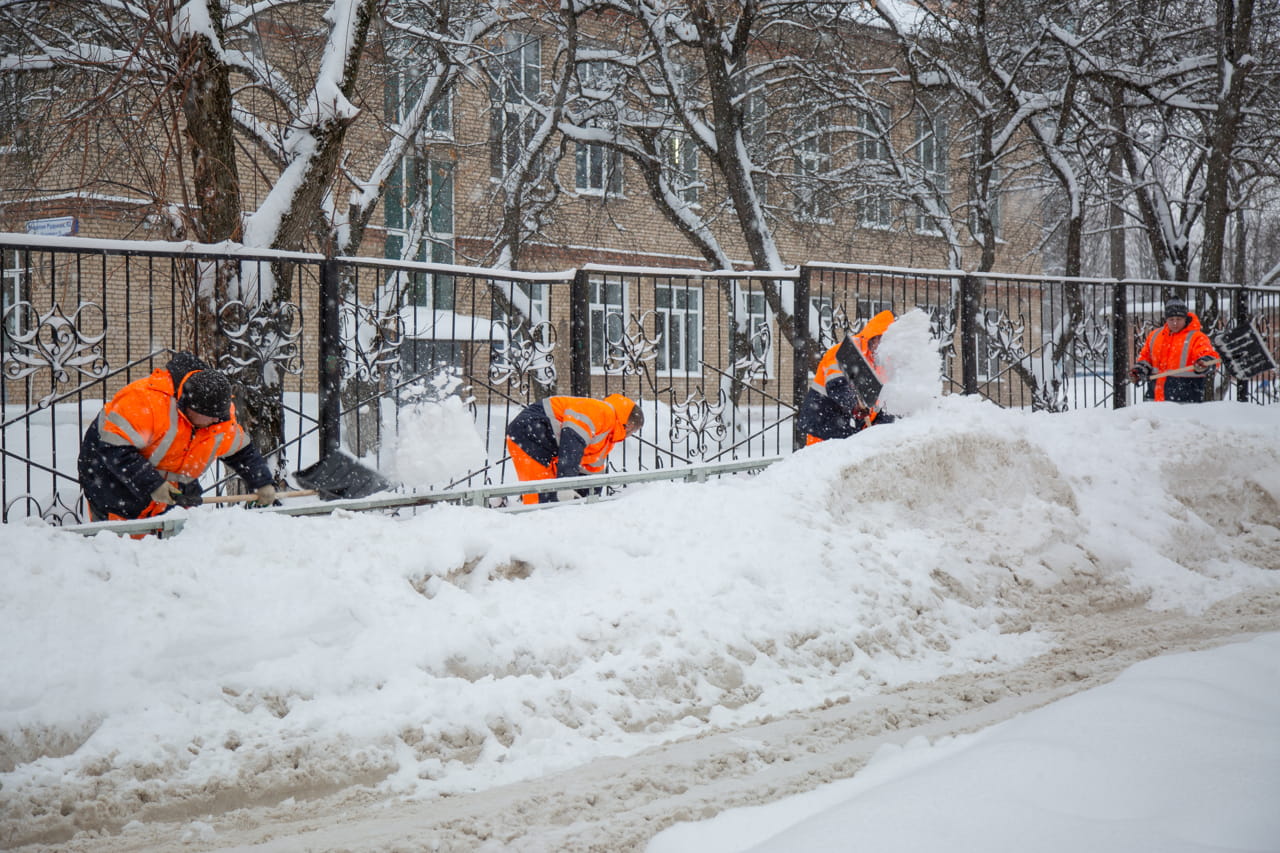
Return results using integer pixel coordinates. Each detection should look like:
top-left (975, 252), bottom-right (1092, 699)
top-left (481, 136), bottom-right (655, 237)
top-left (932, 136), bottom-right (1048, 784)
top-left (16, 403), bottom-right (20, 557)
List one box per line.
top-left (176, 1), bottom-right (242, 362)
top-left (1198, 0), bottom-right (1254, 284)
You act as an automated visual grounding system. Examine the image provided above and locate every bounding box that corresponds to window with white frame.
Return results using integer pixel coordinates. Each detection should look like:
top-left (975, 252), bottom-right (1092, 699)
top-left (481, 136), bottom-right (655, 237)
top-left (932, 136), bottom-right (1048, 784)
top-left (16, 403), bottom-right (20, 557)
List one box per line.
top-left (489, 280), bottom-right (552, 376)
top-left (663, 132), bottom-right (700, 205)
top-left (385, 69), bottom-right (452, 138)
top-left (742, 80), bottom-right (768, 206)
top-left (509, 281), bottom-right (548, 325)
top-left (574, 61), bottom-right (623, 195)
top-left (914, 113), bottom-right (949, 233)
top-left (859, 104), bottom-right (892, 161)
top-left (2, 249), bottom-right (28, 344)
top-left (808, 294), bottom-right (835, 346)
top-left (858, 105), bottom-right (893, 228)
top-left (384, 156), bottom-right (455, 308)
top-left (489, 34), bottom-right (541, 178)
top-left (575, 140), bottom-right (622, 195)
top-left (794, 115), bottom-right (832, 223)
top-left (589, 278), bottom-right (627, 370)
top-left (655, 283), bottom-right (702, 375)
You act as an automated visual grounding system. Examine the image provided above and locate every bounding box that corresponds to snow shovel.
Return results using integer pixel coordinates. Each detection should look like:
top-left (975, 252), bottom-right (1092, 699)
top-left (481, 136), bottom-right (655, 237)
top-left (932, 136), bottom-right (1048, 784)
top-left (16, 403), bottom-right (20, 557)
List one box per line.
top-left (1212, 321), bottom-right (1277, 380)
top-left (835, 336), bottom-right (884, 407)
top-left (293, 453), bottom-right (396, 501)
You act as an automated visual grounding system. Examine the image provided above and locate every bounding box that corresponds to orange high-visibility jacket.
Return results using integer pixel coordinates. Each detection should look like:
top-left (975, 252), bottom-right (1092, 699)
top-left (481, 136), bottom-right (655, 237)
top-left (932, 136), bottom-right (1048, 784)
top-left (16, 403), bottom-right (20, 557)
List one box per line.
top-left (1137, 313), bottom-right (1220, 402)
top-left (79, 355), bottom-right (271, 520)
top-left (797, 342), bottom-right (862, 441)
top-left (541, 393), bottom-right (636, 474)
top-left (96, 368), bottom-right (255, 485)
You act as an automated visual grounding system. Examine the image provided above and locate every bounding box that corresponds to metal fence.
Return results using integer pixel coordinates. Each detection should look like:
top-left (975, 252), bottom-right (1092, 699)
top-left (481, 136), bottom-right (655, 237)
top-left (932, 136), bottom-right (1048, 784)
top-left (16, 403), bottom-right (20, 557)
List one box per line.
top-left (4, 233), bottom-right (1277, 524)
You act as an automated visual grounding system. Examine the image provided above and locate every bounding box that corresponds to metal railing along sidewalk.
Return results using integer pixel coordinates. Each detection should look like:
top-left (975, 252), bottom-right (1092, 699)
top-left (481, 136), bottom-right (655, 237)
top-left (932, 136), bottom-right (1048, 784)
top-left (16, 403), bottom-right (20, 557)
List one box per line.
top-left (57, 456), bottom-right (782, 538)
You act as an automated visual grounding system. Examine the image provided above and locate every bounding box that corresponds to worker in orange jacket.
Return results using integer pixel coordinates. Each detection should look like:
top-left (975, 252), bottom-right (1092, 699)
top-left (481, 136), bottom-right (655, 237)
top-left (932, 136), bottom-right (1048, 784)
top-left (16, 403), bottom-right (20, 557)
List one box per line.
top-left (505, 394), bottom-right (643, 504)
top-left (78, 352), bottom-right (277, 521)
top-left (797, 309), bottom-right (896, 445)
top-left (1130, 299), bottom-right (1220, 402)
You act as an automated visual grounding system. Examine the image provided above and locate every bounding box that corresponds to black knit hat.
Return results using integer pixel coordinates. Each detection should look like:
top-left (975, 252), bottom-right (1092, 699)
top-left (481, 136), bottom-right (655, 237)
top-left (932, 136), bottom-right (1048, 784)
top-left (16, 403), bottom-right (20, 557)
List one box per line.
top-left (179, 369), bottom-right (232, 421)
top-left (1164, 299), bottom-right (1189, 320)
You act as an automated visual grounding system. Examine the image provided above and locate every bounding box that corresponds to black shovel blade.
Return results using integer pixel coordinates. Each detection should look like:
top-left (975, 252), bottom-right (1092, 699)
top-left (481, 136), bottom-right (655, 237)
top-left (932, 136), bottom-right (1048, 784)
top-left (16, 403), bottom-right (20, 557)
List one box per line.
top-left (1212, 322), bottom-right (1277, 380)
top-left (836, 337), bottom-right (884, 407)
top-left (294, 454), bottom-right (395, 501)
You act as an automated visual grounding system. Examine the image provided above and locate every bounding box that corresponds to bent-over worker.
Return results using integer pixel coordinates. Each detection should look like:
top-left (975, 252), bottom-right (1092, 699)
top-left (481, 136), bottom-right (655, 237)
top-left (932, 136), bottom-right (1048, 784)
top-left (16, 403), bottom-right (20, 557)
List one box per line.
top-left (505, 394), bottom-right (643, 504)
top-left (78, 352), bottom-right (277, 521)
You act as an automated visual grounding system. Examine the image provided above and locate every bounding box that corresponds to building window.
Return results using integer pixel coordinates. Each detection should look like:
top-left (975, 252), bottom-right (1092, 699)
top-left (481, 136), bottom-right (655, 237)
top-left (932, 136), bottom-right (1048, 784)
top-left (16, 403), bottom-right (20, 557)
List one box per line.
top-left (858, 105), bottom-right (893, 229)
top-left (494, 281), bottom-right (549, 330)
top-left (575, 141), bottom-right (622, 195)
top-left (384, 70), bottom-right (452, 138)
top-left (589, 278), bottom-right (627, 370)
top-left (655, 284), bottom-right (702, 375)
top-left (742, 80), bottom-right (768, 206)
top-left (914, 113), bottom-right (949, 233)
top-left (489, 34), bottom-right (541, 178)
top-left (2, 249), bottom-right (28, 345)
top-left (794, 116), bottom-right (832, 223)
top-left (385, 157), bottom-right (455, 308)
top-left (573, 60), bottom-right (623, 195)
top-left (663, 132), bottom-right (700, 205)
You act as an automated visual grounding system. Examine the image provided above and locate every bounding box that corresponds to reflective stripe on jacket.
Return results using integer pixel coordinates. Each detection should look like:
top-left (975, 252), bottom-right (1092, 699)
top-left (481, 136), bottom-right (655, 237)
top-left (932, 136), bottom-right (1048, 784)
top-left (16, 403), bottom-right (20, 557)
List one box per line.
top-left (78, 362), bottom-right (270, 519)
top-left (541, 394), bottom-right (634, 474)
top-left (96, 368), bottom-right (252, 482)
top-left (507, 394), bottom-right (635, 476)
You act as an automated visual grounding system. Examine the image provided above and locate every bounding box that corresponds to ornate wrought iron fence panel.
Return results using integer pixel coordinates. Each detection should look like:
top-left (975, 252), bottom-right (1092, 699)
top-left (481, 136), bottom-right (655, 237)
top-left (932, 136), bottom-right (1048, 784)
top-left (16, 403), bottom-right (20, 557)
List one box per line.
top-left (1, 236), bottom-right (320, 523)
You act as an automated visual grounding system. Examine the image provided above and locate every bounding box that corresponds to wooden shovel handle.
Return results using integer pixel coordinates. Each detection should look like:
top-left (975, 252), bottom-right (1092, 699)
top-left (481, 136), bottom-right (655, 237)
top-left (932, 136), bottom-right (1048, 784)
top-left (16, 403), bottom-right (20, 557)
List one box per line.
top-left (201, 489), bottom-right (318, 504)
top-left (1147, 357), bottom-right (1221, 380)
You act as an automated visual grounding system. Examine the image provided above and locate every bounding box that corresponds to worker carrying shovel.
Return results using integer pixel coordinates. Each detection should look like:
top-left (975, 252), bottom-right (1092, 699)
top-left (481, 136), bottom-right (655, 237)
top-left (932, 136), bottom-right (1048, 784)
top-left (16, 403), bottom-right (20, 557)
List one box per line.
top-left (1130, 299), bottom-right (1221, 403)
top-left (78, 352), bottom-right (277, 522)
top-left (505, 394), bottom-right (643, 504)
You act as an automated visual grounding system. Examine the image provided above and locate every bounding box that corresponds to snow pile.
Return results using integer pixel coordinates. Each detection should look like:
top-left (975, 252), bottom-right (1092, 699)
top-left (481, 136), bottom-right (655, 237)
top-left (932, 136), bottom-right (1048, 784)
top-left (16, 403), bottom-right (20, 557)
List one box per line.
top-left (2, 397), bottom-right (1279, 847)
top-left (389, 391), bottom-right (488, 487)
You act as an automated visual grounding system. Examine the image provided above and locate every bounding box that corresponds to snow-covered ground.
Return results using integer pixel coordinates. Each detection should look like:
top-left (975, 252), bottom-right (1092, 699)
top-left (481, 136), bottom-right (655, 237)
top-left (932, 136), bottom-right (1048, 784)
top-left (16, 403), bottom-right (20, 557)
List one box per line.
top-left (3, 313), bottom-right (1279, 851)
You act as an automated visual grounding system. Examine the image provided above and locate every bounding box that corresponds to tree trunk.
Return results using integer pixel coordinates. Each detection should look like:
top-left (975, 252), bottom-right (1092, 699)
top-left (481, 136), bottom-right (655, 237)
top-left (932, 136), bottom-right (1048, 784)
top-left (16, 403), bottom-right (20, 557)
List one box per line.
top-left (1198, 0), bottom-right (1254, 284)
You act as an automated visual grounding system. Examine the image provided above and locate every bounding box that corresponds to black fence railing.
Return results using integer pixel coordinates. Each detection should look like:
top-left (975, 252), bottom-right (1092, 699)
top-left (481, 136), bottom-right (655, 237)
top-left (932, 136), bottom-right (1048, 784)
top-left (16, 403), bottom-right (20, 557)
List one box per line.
top-left (3, 234), bottom-right (1277, 524)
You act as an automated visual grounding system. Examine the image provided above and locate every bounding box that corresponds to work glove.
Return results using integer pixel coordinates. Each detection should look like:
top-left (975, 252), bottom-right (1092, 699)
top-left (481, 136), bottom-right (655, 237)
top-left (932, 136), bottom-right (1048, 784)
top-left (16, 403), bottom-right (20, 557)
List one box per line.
top-left (172, 480), bottom-right (204, 508)
top-left (248, 484), bottom-right (280, 508)
top-left (150, 482), bottom-right (178, 506)
top-left (1193, 356), bottom-right (1215, 374)
top-left (1129, 362), bottom-right (1153, 382)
